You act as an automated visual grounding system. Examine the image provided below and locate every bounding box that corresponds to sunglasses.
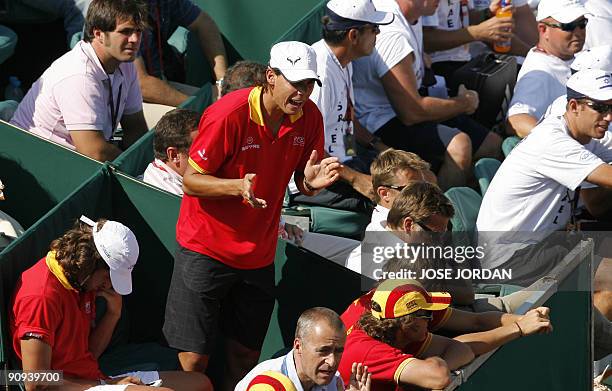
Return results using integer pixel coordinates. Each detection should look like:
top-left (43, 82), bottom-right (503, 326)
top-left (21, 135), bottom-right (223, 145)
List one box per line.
top-left (580, 100), bottom-right (612, 115)
top-left (358, 24), bottom-right (380, 34)
top-left (411, 309), bottom-right (433, 320)
top-left (383, 184), bottom-right (406, 191)
top-left (414, 220), bottom-right (434, 232)
top-left (541, 19), bottom-right (588, 32)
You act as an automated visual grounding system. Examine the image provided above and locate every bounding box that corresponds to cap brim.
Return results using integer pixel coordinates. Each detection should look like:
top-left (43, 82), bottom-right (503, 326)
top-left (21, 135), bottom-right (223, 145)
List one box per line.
top-left (590, 92), bottom-right (612, 102)
top-left (368, 11), bottom-right (395, 25)
top-left (420, 292), bottom-right (452, 311)
top-left (282, 70), bottom-right (322, 86)
top-left (110, 267), bottom-right (133, 295)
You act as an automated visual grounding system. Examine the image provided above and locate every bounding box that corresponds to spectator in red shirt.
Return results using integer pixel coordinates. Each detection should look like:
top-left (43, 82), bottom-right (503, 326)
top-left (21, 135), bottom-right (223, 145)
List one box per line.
top-left (11, 216), bottom-right (210, 391)
top-left (163, 41), bottom-right (342, 390)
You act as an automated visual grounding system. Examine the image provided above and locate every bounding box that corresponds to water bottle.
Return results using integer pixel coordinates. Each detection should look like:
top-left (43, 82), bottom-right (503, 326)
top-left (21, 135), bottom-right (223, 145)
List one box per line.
top-left (493, 0), bottom-right (513, 54)
top-left (4, 76), bottom-right (24, 102)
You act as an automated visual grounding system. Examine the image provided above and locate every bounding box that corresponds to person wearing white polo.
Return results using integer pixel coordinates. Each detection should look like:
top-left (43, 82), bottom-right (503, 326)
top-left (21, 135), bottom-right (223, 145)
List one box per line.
top-left (506, 0), bottom-right (588, 138)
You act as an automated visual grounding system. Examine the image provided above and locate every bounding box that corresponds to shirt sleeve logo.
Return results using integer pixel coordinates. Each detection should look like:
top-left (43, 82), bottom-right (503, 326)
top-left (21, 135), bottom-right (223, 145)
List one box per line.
top-left (293, 136), bottom-right (305, 146)
top-left (197, 149), bottom-right (208, 161)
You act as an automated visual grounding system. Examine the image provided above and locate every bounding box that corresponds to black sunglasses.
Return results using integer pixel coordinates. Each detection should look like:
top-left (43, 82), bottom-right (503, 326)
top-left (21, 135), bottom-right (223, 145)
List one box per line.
top-left (411, 309), bottom-right (433, 320)
top-left (541, 19), bottom-right (588, 32)
top-left (383, 184), bottom-right (406, 191)
top-left (579, 100), bottom-right (612, 115)
top-left (414, 220), bottom-right (434, 232)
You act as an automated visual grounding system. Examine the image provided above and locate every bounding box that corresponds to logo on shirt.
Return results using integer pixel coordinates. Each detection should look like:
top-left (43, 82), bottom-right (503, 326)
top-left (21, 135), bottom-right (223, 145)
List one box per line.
top-left (579, 151), bottom-right (591, 161)
top-left (197, 149), bottom-right (208, 161)
top-left (241, 137), bottom-right (261, 151)
top-left (293, 136), bottom-right (305, 146)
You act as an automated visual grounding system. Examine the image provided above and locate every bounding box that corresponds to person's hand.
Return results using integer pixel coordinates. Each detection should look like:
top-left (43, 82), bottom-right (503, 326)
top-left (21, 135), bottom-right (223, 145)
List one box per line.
top-left (348, 362), bottom-right (371, 391)
top-left (241, 173), bottom-right (267, 208)
top-left (110, 376), bottom-right (144, 385)
top-left (97, 288), bottom-right (122, 317)
top-left (516, 307), bottom-right (553, 336)
top-left (473, 12), bottom-right (514, 43)
top-left (304, 150), bottom-right (341, 191)
top-left (456, 84), bottom-right (479, 115)
top-left (284, 223), bottom-right (304, 246)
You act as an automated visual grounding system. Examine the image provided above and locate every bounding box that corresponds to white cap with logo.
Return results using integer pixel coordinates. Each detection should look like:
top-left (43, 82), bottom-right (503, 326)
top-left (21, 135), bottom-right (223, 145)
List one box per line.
top-left (269, 41), bottom-right (321, 86)
top-left (571, 45), bottom-right (612, 73)
top-left (566, 69), bottom-right (612, 102)
top-left (325, 0), bottom-right (394, 28)
top-left (536, 0), bottom-right (588, 23)
top-left (80, 215), bottom-right (139, 295)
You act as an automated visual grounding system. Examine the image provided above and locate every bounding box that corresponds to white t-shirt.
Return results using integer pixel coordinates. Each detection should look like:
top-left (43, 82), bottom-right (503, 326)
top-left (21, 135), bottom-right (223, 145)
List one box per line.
top-left (584, 0), bottom-right (612, 50)
top-left (10, 41), bottom-right (142, 150)
top-left (235, 349), bottom-right (342, 391)
top-left (345, 205), bottom-right (390, 274)
top-left (507, 48), bottom-right (573, 121)
top-left (353, 0), bottom-right (424, 133)
top-left (423, 0), bottom-right (474, 63)
top-left (477, 114), bottom-right (612, 235)
top-left (310, 40), bottom-right (354, 163)
top-left (142, 158), bottom-right (184, 196)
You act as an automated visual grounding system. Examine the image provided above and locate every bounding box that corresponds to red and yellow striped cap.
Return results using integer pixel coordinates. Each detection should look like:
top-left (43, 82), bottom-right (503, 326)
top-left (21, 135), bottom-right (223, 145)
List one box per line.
top-left (247, 371), bottom-right (298, 391)
top-left (371, 279), bottom-right (451, 319)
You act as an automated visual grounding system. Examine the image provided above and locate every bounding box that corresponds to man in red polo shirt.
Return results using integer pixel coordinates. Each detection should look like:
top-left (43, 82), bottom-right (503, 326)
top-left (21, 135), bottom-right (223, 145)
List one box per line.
top-left (163, 41), bottom-right (341, 389)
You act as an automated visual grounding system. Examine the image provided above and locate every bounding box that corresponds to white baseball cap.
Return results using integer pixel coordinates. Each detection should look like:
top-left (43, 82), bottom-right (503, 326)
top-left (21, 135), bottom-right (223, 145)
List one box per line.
top-left (325, 0), bottom-right (394, 30)
top-left (566, 69), bottom-right (612, 102)
top-left (536, 0), bottom-right (588, 23)
top-left (80, 215), bottom-right (139, 295)
top-left (571, 45), bottom-right (612, 73)
top-left (269, 41), bottom-right (321, 86)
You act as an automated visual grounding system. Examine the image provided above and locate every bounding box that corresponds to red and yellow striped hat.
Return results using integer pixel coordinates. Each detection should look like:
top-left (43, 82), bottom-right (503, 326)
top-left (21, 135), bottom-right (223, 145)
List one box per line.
top-left (371, 279), bottom-right (451, 319)
top-left (247, 371), bottom-right (298, 391)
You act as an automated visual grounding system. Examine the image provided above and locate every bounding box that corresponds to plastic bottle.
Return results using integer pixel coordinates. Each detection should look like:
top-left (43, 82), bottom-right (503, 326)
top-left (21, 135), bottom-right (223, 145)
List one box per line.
top-left (493, 0), bottom-right (513, 54)
top-left (4, 76), bottom-right (24, 102)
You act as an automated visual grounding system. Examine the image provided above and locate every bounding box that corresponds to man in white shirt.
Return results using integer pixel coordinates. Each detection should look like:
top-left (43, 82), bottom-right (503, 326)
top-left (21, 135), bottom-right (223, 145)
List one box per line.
top-left (143, 108), bottom-right (199, 196)
top-left (292, 0), bottom-right (395, 214)
top-left (506, 0), bottom-right (588, 137)
top-left (346, 149), bottom-right (435, 273)
top-left (10, 0), bottom-right (149, 162)
top-left (352, 0), bottom-right (499, 190)
top-left (235, 307), bottom-right (368, 391)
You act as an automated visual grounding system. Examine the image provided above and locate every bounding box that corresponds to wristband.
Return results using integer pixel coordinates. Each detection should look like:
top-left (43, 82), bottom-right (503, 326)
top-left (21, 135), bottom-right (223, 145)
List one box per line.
top-left (368, 136), bottom-right (382, 150)
top-left (303, 178), bottom-right (317, 193)
top-left (215, 78), bottom-right (224, 88)
top-left (515, 322), bottom-right (524, 337)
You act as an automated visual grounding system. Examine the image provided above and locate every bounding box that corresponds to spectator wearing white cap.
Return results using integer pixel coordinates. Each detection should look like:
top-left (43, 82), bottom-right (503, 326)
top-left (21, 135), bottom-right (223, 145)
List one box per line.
top-left (506, 0), bottom-right (589, 137)
top-left (352, 0), bottom-right (502, 190)
top-left (10, 217), bottom-right (211, 390)
top-left (290, 0), bottom-right (394, 214)
top-left (164, 41), bottom-right (341, 389)
top-left (583, 0), bottom-right (612, 50)
top-left (477, 69), bottom-right (612, 358)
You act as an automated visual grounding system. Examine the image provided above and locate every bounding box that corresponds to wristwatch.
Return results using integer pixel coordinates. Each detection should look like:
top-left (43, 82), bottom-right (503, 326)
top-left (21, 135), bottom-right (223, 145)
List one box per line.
top-left (368, 136), bottom-right (382, 150)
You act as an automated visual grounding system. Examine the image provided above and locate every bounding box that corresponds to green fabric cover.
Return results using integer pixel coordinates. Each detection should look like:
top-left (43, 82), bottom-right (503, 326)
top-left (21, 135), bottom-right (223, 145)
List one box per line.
top-left (445, 187), bottom-right (482, 235)
top-left (179, 83), bottom-right (214, 113)
top-left (502, 136), bottom-right (521, 157)
top-left (0, 121), bottom-right (102, 234)
top-left (306, 205), bottom-right (369, 240)
top-left (0, 25), bottom-right (17, 65)
top-left (112, 131), bottom-right (155, 179)
top-left (474, 158), bottom-right (501, 196)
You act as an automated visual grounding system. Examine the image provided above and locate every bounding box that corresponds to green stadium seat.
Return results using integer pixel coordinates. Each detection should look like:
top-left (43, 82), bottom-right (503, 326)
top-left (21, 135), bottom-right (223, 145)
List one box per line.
top-left (474, 158), bottom-right (501, 195)
top-left (444, 187), bottom-right (482, 242)
top-left (502, 136), bottom-right (521, 157)
top-left (0, 25), bottom-right (17, 65)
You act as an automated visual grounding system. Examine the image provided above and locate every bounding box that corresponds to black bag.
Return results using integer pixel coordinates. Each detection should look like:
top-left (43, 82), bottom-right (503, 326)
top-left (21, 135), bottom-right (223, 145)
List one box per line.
top-left (448, 53), bottom-right (518, 129)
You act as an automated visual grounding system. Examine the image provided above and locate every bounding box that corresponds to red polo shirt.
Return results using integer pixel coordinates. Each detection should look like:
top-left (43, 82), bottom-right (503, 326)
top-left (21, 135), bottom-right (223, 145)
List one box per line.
top-left (11, 257), bottom-right (103, 380)
top-left (177, 87), bottom-right (324, 269)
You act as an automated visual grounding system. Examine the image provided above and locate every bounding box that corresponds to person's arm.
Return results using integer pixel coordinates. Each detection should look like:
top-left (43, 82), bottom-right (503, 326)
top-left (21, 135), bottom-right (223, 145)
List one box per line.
top-left (381, 54), bottom-right (478, 125)
top-left (70, 131), bottom-right (123, 162)
top-left (354, 118), bottom-right (389, 153)
top-left (134, 57), bottom-right (190, 106)
top-left (454, 307), bottom-right (553, 356)
top-left (337, 164), bottom-right (373, 200)
top-left (188, 11), bottom-right (228, 83)
top-left (419, 334), bottom-right (475, 370)
top-left (120, 110), bottom-right (148, 147)
top-left (397, 357), bottom-right (451, 390)
top-left (423, 14), bottom-right (513, 53)
top-left (88, 289), bottom-right (122, 359)
top-left (506, 113), bottom-right (538, 138)
top-left (580, 187), bottom-right (612, 218)
top-left (20, 338), bottom-right (99, 391)
top-left (586, 163), bottom-right (612, 188)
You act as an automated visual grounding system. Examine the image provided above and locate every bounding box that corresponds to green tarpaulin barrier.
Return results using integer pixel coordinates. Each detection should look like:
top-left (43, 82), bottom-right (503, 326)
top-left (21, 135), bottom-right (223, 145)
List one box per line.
top-left (0, 121), bottom-right (102, 234)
